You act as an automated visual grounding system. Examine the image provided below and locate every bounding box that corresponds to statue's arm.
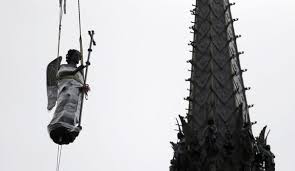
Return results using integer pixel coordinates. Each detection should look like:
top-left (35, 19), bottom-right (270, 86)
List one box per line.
top-left (74, 65), bottom-right (86, 74)
top-left (73, 62), bottom-right (90, 74)
top-left (58, 65), bottom-right (86, 77)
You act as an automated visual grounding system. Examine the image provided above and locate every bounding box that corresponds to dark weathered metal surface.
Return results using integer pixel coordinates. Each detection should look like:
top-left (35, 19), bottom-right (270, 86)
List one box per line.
top-left (170, 0), bottom-right (275, 170)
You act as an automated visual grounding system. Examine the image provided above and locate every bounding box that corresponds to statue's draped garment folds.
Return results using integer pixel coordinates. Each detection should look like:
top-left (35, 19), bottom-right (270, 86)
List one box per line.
top-left (47, 57), bottom-right (83, 145)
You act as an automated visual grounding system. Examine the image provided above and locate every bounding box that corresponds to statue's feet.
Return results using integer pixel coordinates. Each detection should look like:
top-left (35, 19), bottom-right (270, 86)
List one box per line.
top-left (48, 122), bottom-right (81, 145)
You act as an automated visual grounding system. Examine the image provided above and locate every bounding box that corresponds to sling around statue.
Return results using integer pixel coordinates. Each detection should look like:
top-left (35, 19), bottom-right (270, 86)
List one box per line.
top-left (47, 49), bottom-right (89, 145)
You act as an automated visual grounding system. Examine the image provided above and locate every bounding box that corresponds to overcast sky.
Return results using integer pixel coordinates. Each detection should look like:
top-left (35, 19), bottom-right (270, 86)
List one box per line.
top-left (0, 0), bottom-right (294, 170)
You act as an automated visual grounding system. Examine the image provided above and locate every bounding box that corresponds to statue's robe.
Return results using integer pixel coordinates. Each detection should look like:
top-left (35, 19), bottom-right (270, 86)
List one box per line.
top-left (48, 64), bottom-right (83, 145)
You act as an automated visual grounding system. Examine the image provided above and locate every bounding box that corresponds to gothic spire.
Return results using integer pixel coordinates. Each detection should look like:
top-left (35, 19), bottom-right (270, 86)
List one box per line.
top-left (170, 0), bottom-right (275, 170)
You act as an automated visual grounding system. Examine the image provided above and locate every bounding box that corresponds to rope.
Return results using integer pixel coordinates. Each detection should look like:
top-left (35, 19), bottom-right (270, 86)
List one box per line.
top-left (77, 0), bottom-right (85, 127)
top-left (57, 0), bottom-right (83, 58)
top-left (55, 2), bottom-right (64, 170)
top-left (64, 0), bottom-right (67, 14)
top-left (57, 2), bottom-right (63, 57)
top-left (78, 0), bottom-right (84, 64)
top-left (56, 145), bottom-right (63, 171)
top-left (55, 145), bottom-right (60, 171)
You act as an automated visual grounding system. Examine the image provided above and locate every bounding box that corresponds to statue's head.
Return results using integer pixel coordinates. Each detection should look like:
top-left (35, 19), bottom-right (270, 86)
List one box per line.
top-left (66, 49), bottom-right (81, 64)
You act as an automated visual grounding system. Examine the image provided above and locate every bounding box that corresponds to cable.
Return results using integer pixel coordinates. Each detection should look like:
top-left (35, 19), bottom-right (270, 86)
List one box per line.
top-left (56, 145), bottom-right (63, 171)
top-left (77, 0), bottom-right (85, 127)
top-left (56, 145), bottom-right (60, 171)
top-left (57, 1), bottom-right (64, 57)
top-left (78, 0), bottom-right (84, 64)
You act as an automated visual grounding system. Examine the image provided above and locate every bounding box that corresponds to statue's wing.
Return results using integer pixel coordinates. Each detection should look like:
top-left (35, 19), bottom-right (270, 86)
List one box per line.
top-left (47, 56), bottom-right (62, 110)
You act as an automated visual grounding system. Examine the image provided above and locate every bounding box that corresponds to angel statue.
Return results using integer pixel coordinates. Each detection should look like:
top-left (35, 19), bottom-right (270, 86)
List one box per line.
top-left (46, 49), bottom-right (89, 145)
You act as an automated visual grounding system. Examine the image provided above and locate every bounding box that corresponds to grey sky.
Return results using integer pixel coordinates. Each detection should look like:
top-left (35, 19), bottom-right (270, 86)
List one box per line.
top-left (0, 0), bottom-right (294, 170)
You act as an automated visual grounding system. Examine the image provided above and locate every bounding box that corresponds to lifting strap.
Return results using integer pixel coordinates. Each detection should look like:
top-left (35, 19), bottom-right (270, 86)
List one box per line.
top-left (78, 0), bottom-right (84, 64)
top-left (57, 0), bottom-right (63, 57)
top-left (56, 145), bottom-right (63, 171)
top-left (56, 0), bottom-right (84, 65)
